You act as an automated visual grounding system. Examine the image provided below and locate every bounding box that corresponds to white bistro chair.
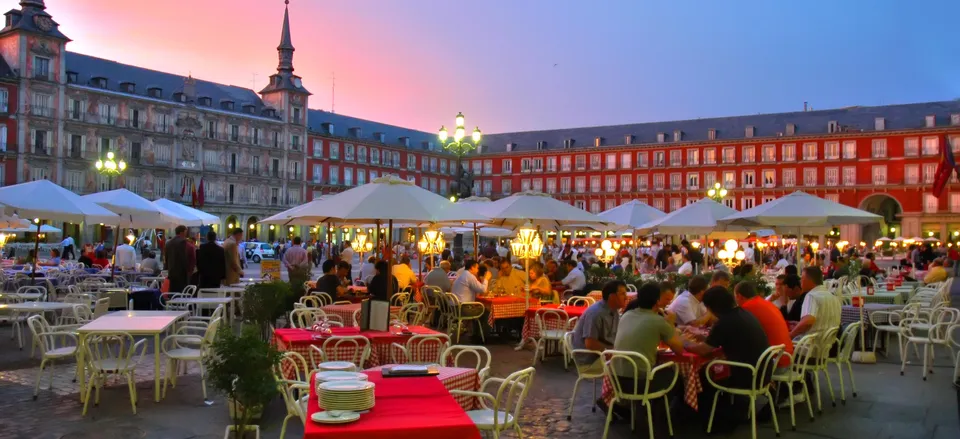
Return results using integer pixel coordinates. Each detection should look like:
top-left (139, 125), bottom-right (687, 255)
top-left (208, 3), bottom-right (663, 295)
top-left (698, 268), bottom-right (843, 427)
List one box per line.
top-left (450, 367), bottom-right (536, 439)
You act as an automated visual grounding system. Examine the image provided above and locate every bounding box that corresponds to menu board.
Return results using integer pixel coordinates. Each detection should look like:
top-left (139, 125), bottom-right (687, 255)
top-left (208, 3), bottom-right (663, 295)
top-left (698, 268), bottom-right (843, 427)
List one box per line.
top-left (260, 259), bottom-right (281, 280)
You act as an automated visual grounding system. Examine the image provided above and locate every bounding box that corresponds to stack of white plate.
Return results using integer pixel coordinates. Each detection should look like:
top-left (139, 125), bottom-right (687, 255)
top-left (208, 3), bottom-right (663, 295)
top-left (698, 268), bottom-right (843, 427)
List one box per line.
top-left (318, 361), bottom-right (357, 372)
top-left (318, 380), bottom-right (375, 412)
top-left (316, 371), bottom-right (368, 384)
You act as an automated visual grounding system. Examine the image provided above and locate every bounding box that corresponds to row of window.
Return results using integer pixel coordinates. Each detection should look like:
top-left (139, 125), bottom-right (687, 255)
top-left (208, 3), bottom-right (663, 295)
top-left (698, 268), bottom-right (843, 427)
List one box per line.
top-left (563, 192), bottom-right (960, 216)
top-left (311, 140), bottom-right (457, 176)
top-left (476, 136), bottom-right (960, 175)
top-left (469, 163), bottom-right (952, 195)
top-left (309, 164), bottom-right (451, 194)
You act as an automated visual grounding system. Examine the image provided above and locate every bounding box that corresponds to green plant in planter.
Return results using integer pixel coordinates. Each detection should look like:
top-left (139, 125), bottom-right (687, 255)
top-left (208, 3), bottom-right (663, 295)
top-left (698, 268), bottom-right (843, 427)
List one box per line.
top-left (240, 281), bottom-right (291, 341)
top-left (288, 265), bottom-right (312, 301)
top-left (205, 325), bottom-right (282, 438)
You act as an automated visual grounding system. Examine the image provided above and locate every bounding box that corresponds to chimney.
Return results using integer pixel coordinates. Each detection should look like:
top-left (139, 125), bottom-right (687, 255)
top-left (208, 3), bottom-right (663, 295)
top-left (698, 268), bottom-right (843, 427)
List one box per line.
top-left (182, 75), bottom-right (197, 101)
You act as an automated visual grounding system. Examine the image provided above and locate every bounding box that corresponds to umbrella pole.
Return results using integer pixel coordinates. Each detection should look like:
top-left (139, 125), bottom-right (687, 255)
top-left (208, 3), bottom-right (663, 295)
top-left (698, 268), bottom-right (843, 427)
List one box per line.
top-left (30, 221), bottom-right (41, 280)
top-left (110, 222), bottom-right (120, 282)
top-left (416, 227), bottom-right (422, 279)
top-left (375, 220), bottom-right (381, 259)
top-left (852, 275), bottom-right (877, 363)
top-left (326, 222), bottom-right (332, 262)
top-left (385, 220), bottom-right (393, 301)
top-left (473, 223), bottom-right (479, 257)
top-left (797, 227), bottom-right (804, 270)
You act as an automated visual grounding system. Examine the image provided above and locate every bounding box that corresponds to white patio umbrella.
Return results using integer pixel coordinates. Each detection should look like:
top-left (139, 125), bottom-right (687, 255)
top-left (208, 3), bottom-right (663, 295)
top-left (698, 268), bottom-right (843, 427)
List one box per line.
top-left (0, 224), bottom-right (62, 233)
top-left (0, 213), bottom-right (27, 229)
top-left (597, 200), bottom-right (665, 229)
top-left (474, 191), bottom-right (610, 230)
top-left (877, 237), bottom-right (892, 242)
top-left (637, 198), bottom-right (750, 236)
top-left (0, 180), bottom-right (119, 274)
top-left (718, 191), bottom-right (882, 230)
top-left (260, 196), bottom-right (328, 226)
top-left (923, 237), bottom-right (940, 242)
top-left (152, 198), bottom-right (219, 227)
top-left (83, 189), bottom-right (180, 229)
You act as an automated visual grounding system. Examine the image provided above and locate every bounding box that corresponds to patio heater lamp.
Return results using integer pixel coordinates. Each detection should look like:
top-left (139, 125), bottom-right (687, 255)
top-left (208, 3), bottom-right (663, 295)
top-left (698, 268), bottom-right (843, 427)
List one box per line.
top-left (511, 222), bottom-right (544, 309)
top-left (94, 151), bottom-right (127, 191)
top-left (594, 239), bottom-right (617, 264)
top-left (351, 231), bottom-right (374, 265)
top-left (716, 239), bottom-right (745, 268)
top-left (706, 182), bottom-right (728, 202)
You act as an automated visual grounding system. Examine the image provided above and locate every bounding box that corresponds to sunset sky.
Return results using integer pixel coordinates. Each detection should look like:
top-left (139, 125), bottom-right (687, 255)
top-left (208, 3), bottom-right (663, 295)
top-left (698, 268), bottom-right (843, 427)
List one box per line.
top-left (34, 0), bottom-right (960, 134)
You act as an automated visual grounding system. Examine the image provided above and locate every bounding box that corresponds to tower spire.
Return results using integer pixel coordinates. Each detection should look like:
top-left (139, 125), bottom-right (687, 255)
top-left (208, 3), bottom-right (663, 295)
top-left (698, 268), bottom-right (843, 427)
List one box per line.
top-left (277, 0), bottom-right (295, 73)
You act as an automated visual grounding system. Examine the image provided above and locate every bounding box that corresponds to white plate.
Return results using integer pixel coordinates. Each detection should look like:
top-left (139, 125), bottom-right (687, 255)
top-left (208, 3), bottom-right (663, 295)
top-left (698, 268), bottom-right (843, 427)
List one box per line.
top-left (316, 371), bottom-right (368, 383)
top-left (311, 410), bottom-right (360, 424)
top-left (319, 380), bottom-right (375, 392)
top-left (318, 361), bottom-right (357, 371)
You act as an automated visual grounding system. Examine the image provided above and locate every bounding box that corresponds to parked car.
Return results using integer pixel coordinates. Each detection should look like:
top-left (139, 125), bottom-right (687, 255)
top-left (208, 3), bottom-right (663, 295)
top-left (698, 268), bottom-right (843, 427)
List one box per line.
top-left (244, 242), bottom-right (276, 263)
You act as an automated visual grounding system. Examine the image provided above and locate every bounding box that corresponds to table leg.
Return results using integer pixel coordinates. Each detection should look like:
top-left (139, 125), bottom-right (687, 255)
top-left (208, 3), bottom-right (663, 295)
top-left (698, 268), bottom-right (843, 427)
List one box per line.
top-left (77, 333), bottom-right (86, 402)
top-left (154, 333), bottom-right (161, 402)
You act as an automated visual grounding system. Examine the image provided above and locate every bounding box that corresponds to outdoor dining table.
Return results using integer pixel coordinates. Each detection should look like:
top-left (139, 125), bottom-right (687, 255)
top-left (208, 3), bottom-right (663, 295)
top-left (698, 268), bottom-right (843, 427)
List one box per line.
top-left (0, 292), bottom-right (45, 301)
top-left (198, 286), bottom-right (245, 299)
top-left (304, 370), bottom-right (481, 439)
top-left (273, 326), bottom-right (446, 374)
top-left (364, 365), bottom-right (480, 410)
top-left (475, 295), bottom-right (527, 327)
top-left (320, 302), bottom-right (401, 326)
top-left (520, 304), bottom-right (588, 342)
top-left (0, 301), bottom-right (74, 312)
top-left (600, 349), bottom-right (728, 411)
top-left (76, 310), bottom-right (189, 402)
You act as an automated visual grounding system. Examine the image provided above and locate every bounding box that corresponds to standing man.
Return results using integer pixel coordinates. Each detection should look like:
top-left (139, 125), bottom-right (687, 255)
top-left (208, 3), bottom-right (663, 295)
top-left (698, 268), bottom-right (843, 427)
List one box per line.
top-left (164, 225), bottom-right (190, 294)
top-left (340, 240), bottom-right (355, 267)
top-left (60, 234), bottom-right (75, 260)
top-left (223, 228), bottom-right (244, 285)
top-left (196, 231), bottom-right (226, 288)
top-left (114, 238), bottom-right (137, 271)
top-left (283, 236), bottom-right (310, 272)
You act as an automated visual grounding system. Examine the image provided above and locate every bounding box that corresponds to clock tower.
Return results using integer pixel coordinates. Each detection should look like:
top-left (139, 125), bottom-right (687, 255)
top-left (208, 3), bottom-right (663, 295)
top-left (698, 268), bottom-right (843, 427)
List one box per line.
top-left (259, 0), bottom-right (310, 202)
top-left (0, 0), bottom-right (71, 183)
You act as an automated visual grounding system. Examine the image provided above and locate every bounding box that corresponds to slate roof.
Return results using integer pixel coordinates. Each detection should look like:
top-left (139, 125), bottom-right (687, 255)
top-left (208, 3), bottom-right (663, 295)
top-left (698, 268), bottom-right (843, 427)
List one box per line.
top-left (0, 1), bottom-right (70, 41)
top-left (478, 100), bottom-right (960, 154)
top-left (308, 109), bottom-right (443, 152)
top-left (64, 52), bottom-right (280, 120)
top-left (0, 56), bottom-right (15, 80)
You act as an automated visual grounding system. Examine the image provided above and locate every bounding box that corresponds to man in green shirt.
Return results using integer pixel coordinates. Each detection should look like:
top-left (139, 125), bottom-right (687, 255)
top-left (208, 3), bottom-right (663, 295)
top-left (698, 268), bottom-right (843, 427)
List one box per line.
top-left (613, 282), bottom-right (685, 392)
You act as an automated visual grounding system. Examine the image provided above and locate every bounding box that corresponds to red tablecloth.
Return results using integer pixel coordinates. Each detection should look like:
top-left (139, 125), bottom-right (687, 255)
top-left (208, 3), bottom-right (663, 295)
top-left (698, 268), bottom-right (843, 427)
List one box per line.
top-left (273, 326), bottom-right (445, 374)
top-left (365, 365), bottom-right (479, 410)
top-left (305, 371), bottom-right (481, 439)
top-left (601, 350), bottom-right (727, 411)
top-left (476, 296), bottom-right (527, 326)
top-left (521, 305), bottom-right (588, 341)
top-left (321, 303), bottom-right (401, 326)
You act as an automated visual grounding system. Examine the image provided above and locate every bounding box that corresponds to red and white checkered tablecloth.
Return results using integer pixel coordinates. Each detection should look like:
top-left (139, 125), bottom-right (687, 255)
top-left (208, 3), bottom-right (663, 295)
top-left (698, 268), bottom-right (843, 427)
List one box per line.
top-left (273, 326), bottom-right (446, 377)
top-left (321, 303), bottom-right (402, 327)
top-left (520, 305), bottom-right (588, 341)
top-left (476, 296), bottom-right (527, 327)
top-left (364, 365), bottom-right (479, 410)
top-left (600, 351), bottom-right (727, 411)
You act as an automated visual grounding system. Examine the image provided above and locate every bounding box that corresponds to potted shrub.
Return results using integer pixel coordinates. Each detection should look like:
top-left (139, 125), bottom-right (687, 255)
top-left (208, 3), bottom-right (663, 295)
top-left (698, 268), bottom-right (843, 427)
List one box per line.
top-left (205, 325), bottom-right (283, 439)
top-left (240, 281), bottom-right (291, 341)
top-left (288, 265), bottom-right (312, 302)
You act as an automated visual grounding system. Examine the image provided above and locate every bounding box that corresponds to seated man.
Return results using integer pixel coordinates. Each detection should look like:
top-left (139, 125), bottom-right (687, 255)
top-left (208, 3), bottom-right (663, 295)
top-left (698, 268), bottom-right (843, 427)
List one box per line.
top-left (313, 259), bottom-right (347, 298)
top-left (709, 270), bottom-right (731, 289)
top-left (391, 255), bottom-right (418, 290)
top-left (560, 259), bottom-right (586, 296)
top-left (449, 260), bottom-right (489, 336)
top-left (769, 274), bottom-right (805, 323)
top-left (492, 258), bottom-right (526, 296)
top-left (423, 259), bottom-right (453, 293)
top-left (923, 258), bottom-right (949, 285)
top-left (614, 282), bottom-right (684, 393)
top-left (570, 280), bottom-right (628, 373)
top-left (789, 267), bottom-right (841, 341)
top-left (667, 275), bottom-right (712, 326)
top-left (734, 281), bottom-right (793, 370)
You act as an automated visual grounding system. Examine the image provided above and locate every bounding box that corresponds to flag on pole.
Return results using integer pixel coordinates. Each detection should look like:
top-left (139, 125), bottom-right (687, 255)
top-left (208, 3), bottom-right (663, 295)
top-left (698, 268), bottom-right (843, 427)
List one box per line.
top-left (932, 135), bottom-right (958, 198)
top-left (180, 178), bottom-right (186, 198)
top-left (190, 181), bottom-right (198, 207)
top-left (197, 178), bottom-right (205, 208)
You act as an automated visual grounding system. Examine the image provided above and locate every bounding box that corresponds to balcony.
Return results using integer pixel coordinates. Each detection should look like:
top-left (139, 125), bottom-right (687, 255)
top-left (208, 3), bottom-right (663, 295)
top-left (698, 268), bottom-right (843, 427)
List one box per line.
top-left (32, 70), bottom-right (51, 81)
top-left (120, 118), bottom-right (146, 129)
top-left (290, 142), bottom-right (302, 152)
top-left (31, 106), bottom-right (55, 118)
top-left (154, 124), bottom-right (174, 135)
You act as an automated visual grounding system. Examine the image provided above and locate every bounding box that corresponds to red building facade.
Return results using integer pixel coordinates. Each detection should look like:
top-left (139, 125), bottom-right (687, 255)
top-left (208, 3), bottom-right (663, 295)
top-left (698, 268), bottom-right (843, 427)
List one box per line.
top-left (306, 110), bottom-right (456, 201)
top-left (471, 102), bottom-right (960, 245)
top-left (0, 60), bottom-right (17, 186)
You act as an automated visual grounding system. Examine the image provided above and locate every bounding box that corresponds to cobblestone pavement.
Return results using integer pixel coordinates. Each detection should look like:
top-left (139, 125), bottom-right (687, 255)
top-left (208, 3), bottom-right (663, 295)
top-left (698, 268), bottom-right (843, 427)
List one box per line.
top-left (1, 312), bottom-right (957, 438)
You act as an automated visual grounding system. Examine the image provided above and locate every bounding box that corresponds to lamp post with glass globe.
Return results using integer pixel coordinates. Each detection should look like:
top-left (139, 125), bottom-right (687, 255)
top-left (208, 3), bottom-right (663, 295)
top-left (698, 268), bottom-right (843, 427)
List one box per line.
top-left (438, 112), bottom-right (482, 203)
top-left (94, 151), bottom-right (127, 191)
top-left (707, 182), bottom-right (728, 203)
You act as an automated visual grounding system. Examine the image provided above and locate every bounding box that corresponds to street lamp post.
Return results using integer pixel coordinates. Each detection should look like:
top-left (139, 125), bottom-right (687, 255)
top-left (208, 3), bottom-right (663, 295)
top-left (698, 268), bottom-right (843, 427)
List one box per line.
top-left (94, 151), bottom-right (126, 280)
top-left (706, 182), bottom-right (728, 203)
top-left (438, 112), bottom-right (482, 203)
top-left (510, 222), bottom-right (544, 310)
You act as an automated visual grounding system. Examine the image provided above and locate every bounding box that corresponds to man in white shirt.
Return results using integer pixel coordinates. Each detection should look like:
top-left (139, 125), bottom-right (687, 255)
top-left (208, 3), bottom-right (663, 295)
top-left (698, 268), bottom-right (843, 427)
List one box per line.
top-left (667, 275), bottom-right (712, 326)
top-left (340, 241), bottom-right (355, 265)
top-left (677, 253), bottom-right (694, 275)
top-left (775, 256), bottom-right (789, 270)
top-left (560, 259), bottom-right (586, 294)
top-left (391, 255), bottom-right (419, 289)
top-left (60, 236), bottom-right (75, 260)
top-left (114, 241), bottom-right (137, 270)
top-left (452, 260), bottom-right (489, 303)
top-left (359, 256), bottom-right (376, 284)
top-left (790, 266), bottom-right (841, 341)
top-left (744, 244), bottom-right (755, 263)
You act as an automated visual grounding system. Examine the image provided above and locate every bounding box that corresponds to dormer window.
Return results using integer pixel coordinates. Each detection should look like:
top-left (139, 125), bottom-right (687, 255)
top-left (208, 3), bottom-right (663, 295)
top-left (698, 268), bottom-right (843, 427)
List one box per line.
top-left (198, 96), bottom-right (212, 106)
top-left (399, 136), bottom-right (410, 147)
top-left (221, 100), bottom-right (235, 111)
top-left (827, 121), bottom-right (838, 134)
top-left (656, 132), bottom-right (665, 143)
top-left (119, 82), bottom-right (136, 93)
top-left (708, 129), bottom-right (716, 140)
top-left (786, 124), bottom-right (796, 135)
top-left (563, 139), bottom-right (575, 149)
top-left (625, 134), bottom-right (635, 145)
top-left (242, 104), bottom-right (256, 114)
top-left (349, 127), bottom-right (363, 138)
top-left (147, 87), bottom-right (162, 98)
top-left (66, 71), bottom-right (78, 84)
top-left (172, 92), bottom-right (186, 103)
top-left (745, 126), bottom-right (755, 138)
top-left (321, 123), bottom-right (335, 135)
top-left (951, 114), bottom-right (960, 126)
top-left (90, 77), bottom-right (108, 88)
top-left (261, 108), bottom-right (276, 117)
top-left (374, 132), bottom-right (385, 143)
top-left (536, 141), bottom-right (547, 150)
top-left (875, 117), bottom-right (886, 130)
top-left (925, 115), bottom-right (935, 128)
top-left (673, 130), bottom-right (682, 142)
top-left (506, 143), bottom-right (515, 152)
top-left (594, 137), bottom-right (604, 147)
